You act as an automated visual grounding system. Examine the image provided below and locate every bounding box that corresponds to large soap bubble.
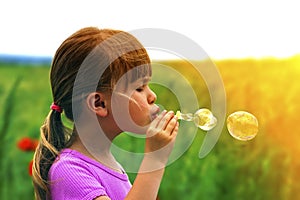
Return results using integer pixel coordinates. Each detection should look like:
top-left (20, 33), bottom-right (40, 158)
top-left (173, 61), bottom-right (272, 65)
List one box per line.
top-left (226, 111), bottom-right (258, 141)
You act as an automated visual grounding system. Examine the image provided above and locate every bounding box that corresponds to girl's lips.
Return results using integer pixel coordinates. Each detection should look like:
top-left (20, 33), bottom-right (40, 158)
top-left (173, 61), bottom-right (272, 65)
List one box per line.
top-left (150, 105), bottom-right (160, 121)
top-left (150, 114), bottom-right (158, 121)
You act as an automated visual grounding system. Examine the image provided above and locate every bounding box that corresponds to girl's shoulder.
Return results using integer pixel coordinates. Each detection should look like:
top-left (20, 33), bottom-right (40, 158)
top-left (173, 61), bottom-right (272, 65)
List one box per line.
top-left (48, 149), bottom-right (110, 199)
top-left (48, 149), bottom-right (131, 200)
top-left (50, 148), bottom-right (128, 180)
top-left (49, 148), bottom-right (98, 177)
top-left (55, 148), bottom-right (95, 165)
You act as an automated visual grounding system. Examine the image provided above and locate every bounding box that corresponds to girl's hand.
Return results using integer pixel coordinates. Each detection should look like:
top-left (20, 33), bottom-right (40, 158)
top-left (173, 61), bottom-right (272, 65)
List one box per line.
top-left (144, 110), bottom-right (179, 168)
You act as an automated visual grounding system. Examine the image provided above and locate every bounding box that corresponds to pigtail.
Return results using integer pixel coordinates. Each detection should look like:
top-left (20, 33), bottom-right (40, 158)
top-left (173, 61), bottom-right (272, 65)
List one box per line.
top-left (32, 109), bottom-right (67, 200)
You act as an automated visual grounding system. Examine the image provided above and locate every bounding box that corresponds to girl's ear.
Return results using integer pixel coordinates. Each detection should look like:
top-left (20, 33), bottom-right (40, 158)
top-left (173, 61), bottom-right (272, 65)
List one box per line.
top-left (86, 92), bottom-right (108, 117)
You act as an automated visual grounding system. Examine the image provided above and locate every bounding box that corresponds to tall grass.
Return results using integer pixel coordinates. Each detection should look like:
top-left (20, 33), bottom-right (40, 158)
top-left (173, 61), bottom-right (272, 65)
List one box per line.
top-left (0, 76), bottom-right (22, 198)
top-left (0, 64), bottom-right (51, 199)
top-left (0, 55), bottom-right (300, 199)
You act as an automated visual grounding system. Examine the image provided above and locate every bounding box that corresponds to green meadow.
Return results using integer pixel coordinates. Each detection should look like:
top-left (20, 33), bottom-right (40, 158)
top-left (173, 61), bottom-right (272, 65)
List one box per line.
top-left (1, 56), bottom-right (300, 199)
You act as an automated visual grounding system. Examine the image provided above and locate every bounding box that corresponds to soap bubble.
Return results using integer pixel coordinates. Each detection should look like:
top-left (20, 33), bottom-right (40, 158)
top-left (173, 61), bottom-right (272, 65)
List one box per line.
top-left (193, 108), bottom-right (217, 131)
top-left (176, 108), bottom-right (217, 131)
top-left (226, 111), bottom-right (258, 141)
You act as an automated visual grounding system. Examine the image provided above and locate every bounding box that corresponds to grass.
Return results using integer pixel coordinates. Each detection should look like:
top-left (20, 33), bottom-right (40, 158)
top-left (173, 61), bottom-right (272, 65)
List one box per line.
top-left (0, 64), bottom-right (51, 199)
top-left (0, 55), bottom-right (300, 199)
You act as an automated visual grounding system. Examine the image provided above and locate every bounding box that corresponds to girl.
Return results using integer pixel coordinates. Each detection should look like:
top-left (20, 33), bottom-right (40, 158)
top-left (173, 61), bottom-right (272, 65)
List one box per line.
top-left (32, 27), bottom-right (179, 200)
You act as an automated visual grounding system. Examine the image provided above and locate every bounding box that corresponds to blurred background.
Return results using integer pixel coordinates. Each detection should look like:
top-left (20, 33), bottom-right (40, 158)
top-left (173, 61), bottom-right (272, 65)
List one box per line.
top-left (1, 0), bottom-right (300, 199)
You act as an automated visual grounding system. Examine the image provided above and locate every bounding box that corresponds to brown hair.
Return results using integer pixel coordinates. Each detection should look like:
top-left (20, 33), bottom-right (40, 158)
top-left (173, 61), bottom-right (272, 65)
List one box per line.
top-left (32, 27), bottom-right (151, 199)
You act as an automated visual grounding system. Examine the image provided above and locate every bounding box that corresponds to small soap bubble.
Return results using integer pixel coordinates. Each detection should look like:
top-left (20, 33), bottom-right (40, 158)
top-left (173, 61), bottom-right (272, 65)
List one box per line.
top-left (176, 108), bottom-right (217, 131)
top-left (227, 111), bottom-right (258, 141)
top-left (193, 108), bottom-right (217, 131)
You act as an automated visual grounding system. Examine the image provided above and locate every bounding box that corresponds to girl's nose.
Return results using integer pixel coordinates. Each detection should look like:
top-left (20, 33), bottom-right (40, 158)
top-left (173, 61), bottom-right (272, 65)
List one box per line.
top-left (148, 88), bottom-right (157, 104)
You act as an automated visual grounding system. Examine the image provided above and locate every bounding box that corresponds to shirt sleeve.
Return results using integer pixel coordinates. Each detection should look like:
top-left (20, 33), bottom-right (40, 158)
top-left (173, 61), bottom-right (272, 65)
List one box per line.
top-left (49, 157), bottom-right (108, 200)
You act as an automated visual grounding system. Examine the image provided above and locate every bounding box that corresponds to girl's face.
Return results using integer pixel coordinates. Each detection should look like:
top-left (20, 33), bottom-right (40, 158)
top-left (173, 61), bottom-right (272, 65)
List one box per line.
top-left (128, 77), bottom-right (159, 127)
top-left (111, 76), bottom-right (160, 134)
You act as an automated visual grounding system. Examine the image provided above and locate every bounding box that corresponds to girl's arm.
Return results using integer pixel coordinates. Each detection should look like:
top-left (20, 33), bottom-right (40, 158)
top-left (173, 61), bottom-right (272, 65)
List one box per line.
top-left (96, 111), bottom-right (178, 200)
top-left (126, 111), bottom-right (178, 200)
top-left (95, 167), bottom-right (165, 200)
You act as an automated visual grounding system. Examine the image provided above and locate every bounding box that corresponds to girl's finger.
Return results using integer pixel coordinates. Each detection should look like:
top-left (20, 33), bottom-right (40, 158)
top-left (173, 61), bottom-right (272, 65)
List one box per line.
top-left (156, 111), bottom-right (174, 131)
top-left (151, 110), bottom-right (167, 126)
top-left (165, 116), bottom-right (178, 135)
top-left (147, 110), bottom-right (167, 135)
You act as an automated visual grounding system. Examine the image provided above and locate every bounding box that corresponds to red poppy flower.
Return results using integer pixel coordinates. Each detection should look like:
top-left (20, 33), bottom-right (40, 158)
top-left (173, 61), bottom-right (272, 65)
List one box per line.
top-left (28, 160), bottom-right (33, 176)
top-left (17, 137), bottom-right (32, 151)
top-left (17, 137), bottom-right (39, 151)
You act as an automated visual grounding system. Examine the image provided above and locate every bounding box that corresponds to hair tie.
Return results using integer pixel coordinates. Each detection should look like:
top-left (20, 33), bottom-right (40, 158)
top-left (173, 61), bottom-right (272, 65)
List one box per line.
top-left (50, 103), bottom-right (63, 113)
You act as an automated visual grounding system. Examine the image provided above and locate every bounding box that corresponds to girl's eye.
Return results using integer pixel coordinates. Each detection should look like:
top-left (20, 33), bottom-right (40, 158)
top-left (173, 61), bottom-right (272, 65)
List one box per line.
top-left (136, 85), bottom-right (146, 92)
top-left (136, 87), bottom-right (144, 92)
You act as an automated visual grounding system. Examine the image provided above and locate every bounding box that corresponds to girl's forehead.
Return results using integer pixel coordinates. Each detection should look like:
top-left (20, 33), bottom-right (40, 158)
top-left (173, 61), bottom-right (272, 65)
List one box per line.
top-left (114, 75), bottom-right (151, 90)
top-left (133, 76), bottom-right (151, 85)
top-left (129, 76), bottom-right (151, 88)
top-left (139, 76), bottom-right (151, 83)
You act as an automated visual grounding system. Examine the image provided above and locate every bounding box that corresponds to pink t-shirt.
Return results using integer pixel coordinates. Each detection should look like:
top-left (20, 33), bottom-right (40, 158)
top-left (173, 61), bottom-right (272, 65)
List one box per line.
top-left (49, 149), bottom-right (132, 200)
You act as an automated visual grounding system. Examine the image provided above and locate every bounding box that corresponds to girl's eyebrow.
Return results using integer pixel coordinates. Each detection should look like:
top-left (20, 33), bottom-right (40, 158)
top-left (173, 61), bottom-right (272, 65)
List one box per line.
top-left (143, 77), bottom-right (151, 84)
top-left (137, 76), bottom-right (151, 85)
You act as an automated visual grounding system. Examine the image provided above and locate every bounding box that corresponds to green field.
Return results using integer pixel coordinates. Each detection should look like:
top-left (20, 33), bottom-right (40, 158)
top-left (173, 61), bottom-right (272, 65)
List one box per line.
top-left (1, 56), bottom-right (300, 199)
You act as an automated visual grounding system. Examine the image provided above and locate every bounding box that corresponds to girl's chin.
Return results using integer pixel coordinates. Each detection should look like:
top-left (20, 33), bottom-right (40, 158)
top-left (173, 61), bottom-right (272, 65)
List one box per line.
top-left (131, 116), bottom-right (152, 126)
top-left (124, 129), bottom-right (147, 135)
top-left (123, 123), bottom-right (150, 135)
top-left (119, 115), bottom-right (152, 134)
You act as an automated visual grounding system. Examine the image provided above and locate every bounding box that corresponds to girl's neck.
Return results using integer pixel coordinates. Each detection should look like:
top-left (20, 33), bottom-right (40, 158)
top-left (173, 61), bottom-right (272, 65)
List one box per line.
top-left (70, 134), bottom-right (123, 173)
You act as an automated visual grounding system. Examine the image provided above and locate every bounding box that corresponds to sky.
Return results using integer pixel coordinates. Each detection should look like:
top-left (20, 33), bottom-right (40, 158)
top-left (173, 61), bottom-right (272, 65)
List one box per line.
top-left (1, 0), bottom-right (300, 60)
